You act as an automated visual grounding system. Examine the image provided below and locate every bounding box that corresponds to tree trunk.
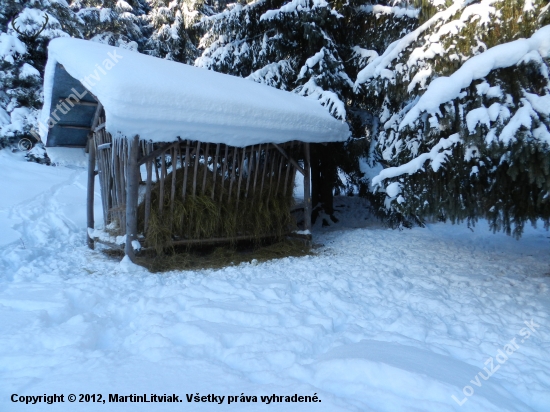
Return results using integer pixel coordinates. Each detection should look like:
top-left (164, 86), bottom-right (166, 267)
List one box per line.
top-left (310, 143), bottom-right (337, 224)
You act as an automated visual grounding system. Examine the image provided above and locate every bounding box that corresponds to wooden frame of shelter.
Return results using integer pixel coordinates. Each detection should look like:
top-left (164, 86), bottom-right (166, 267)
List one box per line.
top-left (40, 38), bottom-right (349, 263)
top-left (86, 104), bottom-right (312, 261)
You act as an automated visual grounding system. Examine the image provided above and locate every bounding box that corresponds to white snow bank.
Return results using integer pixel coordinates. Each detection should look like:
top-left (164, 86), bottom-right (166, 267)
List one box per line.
top-left (1, 170), bottom-right (550, 411)
top-left (46, 147), bottom-right (88, 167)
top-left (400, 25), bottom-right (550, 129)
top-left (40, 38), bottom-right (349, 147)
top-left (0, 151), bottom-right (549, 411)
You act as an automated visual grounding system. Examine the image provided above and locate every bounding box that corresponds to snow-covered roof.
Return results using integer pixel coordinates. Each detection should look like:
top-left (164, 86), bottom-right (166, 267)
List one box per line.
top-left (40, 38), bottom-right (350, 147)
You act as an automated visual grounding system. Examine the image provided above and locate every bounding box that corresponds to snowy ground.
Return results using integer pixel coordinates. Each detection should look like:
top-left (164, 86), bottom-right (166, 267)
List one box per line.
top-left (1, 150), bottom-right (549, 411)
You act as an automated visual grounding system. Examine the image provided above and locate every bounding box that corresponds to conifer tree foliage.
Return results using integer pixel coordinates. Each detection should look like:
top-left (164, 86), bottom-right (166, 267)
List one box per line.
top-left (144, 0), bottom-right (221, 63)
top-left (0, 0), bottom-right (147, 150)
top-left (0, 0), bottom-right (82, 148)
top-left (195, 0), bottom-right (419, 220)
top-left (355, 0), bottom-right (550, 237)
top-left (71, 0), bottom-right (149, 50)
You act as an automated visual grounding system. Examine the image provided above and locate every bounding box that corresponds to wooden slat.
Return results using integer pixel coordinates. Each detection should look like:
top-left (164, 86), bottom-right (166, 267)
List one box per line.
top-left (267, 149), bottom-right (276, 200)
top-left (303, 142), bottom-right (312, 234)
top-left (260, 145), bottom-right (268, 195)
top-left (253, 144), bottom-right (262, 195)
top-left (276, 151), bottom-right (284, 194)
top-left (170, 232), bottom-right (286, 247)
top-left (211, 143), bottom-right (220, 200)
top-left (202, 143), bottom-right (210, 194)
top-left (228, 148), bottom-right (237, 202)
top-left (192, 141), bottom-right (201, 197)
top-left (125, 135), bottom-right (140, 261)
top-left (245, 145), bottom-right (253, 198)
top-left (220, 145), bottom-right (229, 202)
top-left (236, 147), bottom-right (245, 209)
top-left (87, 134), bottom-right (96, 250)
top-left (182, 141), bottom-right (190, 201)
top-left (159, 150), bottom-right (166, 215)
top-left (144, 145), bottom-right (153, 233)
top-left (170, 146), bottom-right (177, 227)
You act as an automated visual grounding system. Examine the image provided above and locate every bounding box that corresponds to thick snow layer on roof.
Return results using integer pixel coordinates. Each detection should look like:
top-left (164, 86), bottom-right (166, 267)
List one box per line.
top-left (40, 38), bottom-right (349, 146)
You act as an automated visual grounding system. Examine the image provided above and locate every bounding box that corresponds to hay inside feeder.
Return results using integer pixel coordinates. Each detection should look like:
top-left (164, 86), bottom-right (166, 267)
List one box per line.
top-left (137, 163), bottom-right (296, 253)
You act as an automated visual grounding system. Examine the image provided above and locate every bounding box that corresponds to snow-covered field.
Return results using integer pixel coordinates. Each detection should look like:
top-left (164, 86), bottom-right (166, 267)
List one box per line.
top-left (1, 150), bottom-right (549, 411)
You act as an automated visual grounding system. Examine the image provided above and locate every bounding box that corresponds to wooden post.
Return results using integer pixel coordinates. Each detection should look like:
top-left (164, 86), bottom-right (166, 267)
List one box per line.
top-left (303, 142), bottom-right (312, 235)
top-left (125, 135), bottom-right (140, 261)
top-left (87, 134), bottom-right (96, 249)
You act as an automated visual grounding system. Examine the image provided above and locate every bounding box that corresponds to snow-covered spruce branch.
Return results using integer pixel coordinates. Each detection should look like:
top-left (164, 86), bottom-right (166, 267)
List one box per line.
top-left (357, 4), bottom-right (419, 19)
top-left (371, 133), bottom-right (463, 188)
top-left (354, 0), bottom-right (472, 86)
top-left (399, 25), bottom-right (550, 129)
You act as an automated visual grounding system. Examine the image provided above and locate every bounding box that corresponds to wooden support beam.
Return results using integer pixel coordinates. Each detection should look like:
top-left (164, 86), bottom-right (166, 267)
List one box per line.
top-left (272, 143), bottom-right (305, 176)
top-left (138, 142), bottom-right (174, 166)
top-left (59, 124), bottom-right (93, 130)
top-left (144, 145), bottom-right (153, 233)
top-left (87, 102), bottom-right (104, 248)
top-left (303, 142), bottom-right (312, 235)
top-left (125, 135), bottom-right (140, 261)
top-left (59, 98), bottom-right (98, 107)
top-left (87, 135), bottom-right (96, 250)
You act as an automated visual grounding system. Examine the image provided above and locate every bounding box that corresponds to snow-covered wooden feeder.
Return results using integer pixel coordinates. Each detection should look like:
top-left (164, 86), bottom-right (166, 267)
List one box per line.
top-left (40, 38), bottom-right (349, 261)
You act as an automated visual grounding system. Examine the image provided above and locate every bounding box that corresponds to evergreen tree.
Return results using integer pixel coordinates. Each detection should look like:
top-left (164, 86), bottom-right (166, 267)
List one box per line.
top-left (72, 0), bottom-right (149, 50)
top-left (0, 0), bottom-right (82, 150)
top-left (195, 0), bottom-right (419, 222)
top-left (355, 0), bottom-right (550, 236)
top-left (0, 0), bottom-right (148, 153)
top-left (144, 0), bottom-right (219, 63)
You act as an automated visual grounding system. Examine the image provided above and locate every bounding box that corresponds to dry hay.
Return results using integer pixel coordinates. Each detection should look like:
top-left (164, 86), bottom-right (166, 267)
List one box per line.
top-left (138, 163), bottom-right (296, 253)
top-left (134, 238), bottom-right (311, 272)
